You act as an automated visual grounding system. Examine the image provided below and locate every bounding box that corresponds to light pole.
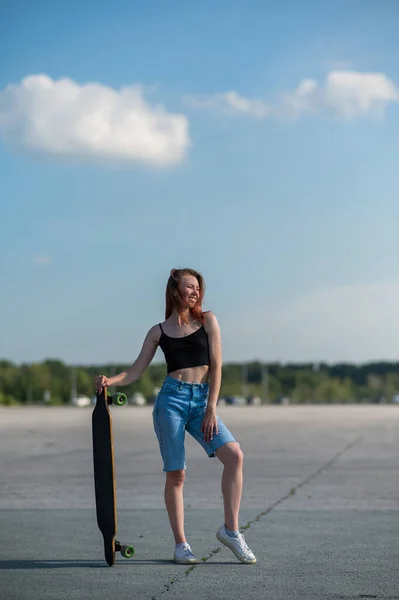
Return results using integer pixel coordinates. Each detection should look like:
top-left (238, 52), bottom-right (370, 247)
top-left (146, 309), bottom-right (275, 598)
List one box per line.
top-left (241, 363), bottom-right (249, 398)
top-left (262, 363), bottom-right (269, 403)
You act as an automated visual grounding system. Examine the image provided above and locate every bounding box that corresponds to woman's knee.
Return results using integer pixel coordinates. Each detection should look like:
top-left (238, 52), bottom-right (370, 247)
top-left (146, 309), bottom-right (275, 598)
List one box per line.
top-left (166, 469), bottom-right (186, 486)
top-left (232, 444), bottom-right (244, 466)
top-left (217, 442), bottom-right (244, 467)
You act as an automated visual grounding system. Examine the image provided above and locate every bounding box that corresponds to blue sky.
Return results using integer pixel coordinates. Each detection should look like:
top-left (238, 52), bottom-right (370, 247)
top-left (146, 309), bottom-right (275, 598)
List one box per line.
top-left (1, 0), bottom-right (399, 365)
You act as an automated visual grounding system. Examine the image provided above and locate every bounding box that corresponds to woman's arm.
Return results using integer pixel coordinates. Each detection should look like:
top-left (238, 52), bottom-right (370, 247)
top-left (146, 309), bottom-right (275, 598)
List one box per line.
top-left (205, 311), bottom-right (223, 410)
top-left (95, 325), bottom-right (160, 391)
top-left (201, 311), bottom-right (222, 442)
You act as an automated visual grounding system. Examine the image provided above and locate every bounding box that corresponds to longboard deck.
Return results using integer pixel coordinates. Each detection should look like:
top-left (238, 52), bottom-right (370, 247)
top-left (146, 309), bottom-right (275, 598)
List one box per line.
top-left (92, 388), bottom-right (117, 566)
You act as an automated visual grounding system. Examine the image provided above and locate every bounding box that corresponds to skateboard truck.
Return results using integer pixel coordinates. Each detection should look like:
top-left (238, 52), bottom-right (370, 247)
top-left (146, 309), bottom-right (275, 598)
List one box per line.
top-left (106, 392), bottom-right (128, 407)
top-left (115, 540), bottom-right (135, 558)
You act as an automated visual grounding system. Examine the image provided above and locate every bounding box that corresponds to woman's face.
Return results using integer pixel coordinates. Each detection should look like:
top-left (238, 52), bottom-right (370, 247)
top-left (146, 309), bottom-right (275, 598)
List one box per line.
top-left (178, 275), bottom-right (201, 307)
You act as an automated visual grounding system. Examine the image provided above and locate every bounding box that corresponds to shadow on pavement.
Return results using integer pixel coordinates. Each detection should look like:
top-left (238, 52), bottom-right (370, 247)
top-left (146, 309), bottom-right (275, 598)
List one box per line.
top-left (0, 558), bottom-right (174, 569)
top-left (0, 558), bottom-right (242, 570)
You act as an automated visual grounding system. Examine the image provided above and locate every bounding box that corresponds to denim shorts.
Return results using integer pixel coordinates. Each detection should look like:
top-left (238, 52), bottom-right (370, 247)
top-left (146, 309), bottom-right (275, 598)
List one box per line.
top-left (152, 375), bottom-right (236, 472)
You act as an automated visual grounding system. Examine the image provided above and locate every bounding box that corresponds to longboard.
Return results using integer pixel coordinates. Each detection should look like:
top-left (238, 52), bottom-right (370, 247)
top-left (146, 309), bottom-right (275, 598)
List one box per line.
top-left (92, 387), bottom-right (134, 566)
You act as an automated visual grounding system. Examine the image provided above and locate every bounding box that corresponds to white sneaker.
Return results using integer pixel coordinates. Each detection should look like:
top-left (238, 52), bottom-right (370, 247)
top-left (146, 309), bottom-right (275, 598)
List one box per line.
top-left (173, 543), bottom-right (197, 564)
top-left (216, 526), bottom-right (257, 564)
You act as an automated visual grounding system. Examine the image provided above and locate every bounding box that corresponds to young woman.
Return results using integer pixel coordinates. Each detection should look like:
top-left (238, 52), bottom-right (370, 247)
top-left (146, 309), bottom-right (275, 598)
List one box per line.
top-left (95, 268), bottom-right (256, 565)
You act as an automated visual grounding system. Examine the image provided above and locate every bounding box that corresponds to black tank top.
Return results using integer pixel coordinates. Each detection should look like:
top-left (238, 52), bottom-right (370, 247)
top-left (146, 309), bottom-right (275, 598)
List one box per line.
top-left (158, 323), bottom-right (210, 373)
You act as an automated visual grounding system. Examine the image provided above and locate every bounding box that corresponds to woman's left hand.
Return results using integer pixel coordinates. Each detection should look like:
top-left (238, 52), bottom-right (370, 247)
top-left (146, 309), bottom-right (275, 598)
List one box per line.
top-left (201, 407), bottom-right (218, 443)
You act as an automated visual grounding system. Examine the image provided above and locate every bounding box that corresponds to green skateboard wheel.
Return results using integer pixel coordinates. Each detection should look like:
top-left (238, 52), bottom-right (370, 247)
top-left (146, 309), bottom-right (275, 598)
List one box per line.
top-left (112, 393), bottom-right (127, 406)
top-left (121, 544), bottom-right (135, 558)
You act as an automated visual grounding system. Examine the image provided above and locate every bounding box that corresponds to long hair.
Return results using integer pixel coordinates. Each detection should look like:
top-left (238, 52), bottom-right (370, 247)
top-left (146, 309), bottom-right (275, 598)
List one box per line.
top-left (165, 268), bottom-right (206, 324)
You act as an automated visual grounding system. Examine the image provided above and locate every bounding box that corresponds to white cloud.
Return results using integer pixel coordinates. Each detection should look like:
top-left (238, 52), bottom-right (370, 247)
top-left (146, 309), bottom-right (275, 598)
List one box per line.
top-left (187, 70), bottom-right (399, 121)
top-left (184, 90), bottom-right (269, 118)
top-left (284, 70), bottom-right (399, 119)
top-left (0, 75), bottom-right (190, 166)
top-left (34, 255), bottom-right (52, 265)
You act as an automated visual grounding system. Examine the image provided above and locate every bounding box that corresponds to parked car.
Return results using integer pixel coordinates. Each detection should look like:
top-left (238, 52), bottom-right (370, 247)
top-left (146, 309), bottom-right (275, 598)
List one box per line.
top-left (129, 392), bottom-right (147, 406)
top-left (220, 396), bottom-right (247, 406)
top-left (274, 396), bottom-right (290, 405)
top-left (247, 395), bottom-right (262, 405)
top-left (71, 394), bottom-right (92, 408)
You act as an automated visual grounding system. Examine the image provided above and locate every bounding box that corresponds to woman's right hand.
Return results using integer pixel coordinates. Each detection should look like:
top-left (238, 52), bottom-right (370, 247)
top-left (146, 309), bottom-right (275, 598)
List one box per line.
top-left (95, 375), bottom-right (110, 393)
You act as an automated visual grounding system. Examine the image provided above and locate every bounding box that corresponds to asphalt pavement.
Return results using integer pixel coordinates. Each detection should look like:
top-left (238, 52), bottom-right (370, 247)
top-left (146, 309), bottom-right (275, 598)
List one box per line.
top-left (1, 404), bottom-right (398, 600)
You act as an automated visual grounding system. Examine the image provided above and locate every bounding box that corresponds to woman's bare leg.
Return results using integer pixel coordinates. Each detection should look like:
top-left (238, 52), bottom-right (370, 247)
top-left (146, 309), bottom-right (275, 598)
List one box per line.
top-left (164, 469), bottom-right (186, 544)
top-left (216, 442), bottom-right (244, 531)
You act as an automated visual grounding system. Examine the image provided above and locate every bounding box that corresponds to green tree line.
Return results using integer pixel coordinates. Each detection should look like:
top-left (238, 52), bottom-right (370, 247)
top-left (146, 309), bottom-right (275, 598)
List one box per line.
top-left (1, 359), bottom-right (399, 405)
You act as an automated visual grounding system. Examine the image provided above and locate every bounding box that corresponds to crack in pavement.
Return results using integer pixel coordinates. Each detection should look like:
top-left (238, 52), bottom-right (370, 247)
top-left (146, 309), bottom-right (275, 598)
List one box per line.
top-left (150, 436), bottom-right (362, 600)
